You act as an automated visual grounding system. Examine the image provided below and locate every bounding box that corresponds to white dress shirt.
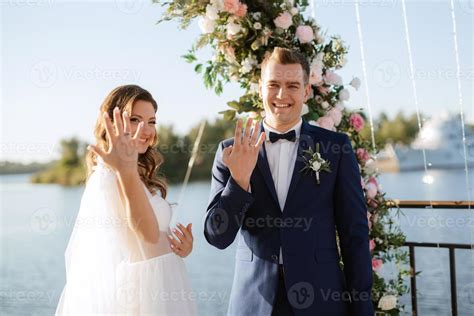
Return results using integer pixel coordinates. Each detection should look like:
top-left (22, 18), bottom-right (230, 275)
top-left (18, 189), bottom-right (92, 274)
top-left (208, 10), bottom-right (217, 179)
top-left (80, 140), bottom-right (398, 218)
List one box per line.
top-left (262, 119), bottom-right (302, 264)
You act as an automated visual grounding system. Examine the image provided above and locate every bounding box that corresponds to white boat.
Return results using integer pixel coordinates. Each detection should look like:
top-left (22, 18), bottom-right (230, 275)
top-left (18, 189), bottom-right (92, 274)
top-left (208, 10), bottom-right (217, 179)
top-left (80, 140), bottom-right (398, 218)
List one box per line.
top-left (394, 113), bottom-right (474, 171)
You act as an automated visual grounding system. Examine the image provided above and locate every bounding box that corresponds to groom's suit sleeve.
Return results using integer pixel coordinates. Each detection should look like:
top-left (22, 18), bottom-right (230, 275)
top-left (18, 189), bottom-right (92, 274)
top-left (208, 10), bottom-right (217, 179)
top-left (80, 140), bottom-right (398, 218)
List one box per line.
top-left (333, 134), bottom-right (374, 315)
top-left (204, 141), bottom-right (254, 249)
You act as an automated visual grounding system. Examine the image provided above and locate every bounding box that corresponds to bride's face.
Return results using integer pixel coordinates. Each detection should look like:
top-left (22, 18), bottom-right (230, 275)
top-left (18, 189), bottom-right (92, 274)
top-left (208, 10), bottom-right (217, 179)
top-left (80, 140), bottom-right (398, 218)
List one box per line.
top-left (129, 100), bottom-right (157, 154)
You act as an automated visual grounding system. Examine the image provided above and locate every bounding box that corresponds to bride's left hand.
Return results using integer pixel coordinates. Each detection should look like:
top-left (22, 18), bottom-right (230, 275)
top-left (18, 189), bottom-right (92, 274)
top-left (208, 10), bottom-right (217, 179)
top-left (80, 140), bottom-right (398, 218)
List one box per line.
top-left (168, 223), bottom-right (193, 258)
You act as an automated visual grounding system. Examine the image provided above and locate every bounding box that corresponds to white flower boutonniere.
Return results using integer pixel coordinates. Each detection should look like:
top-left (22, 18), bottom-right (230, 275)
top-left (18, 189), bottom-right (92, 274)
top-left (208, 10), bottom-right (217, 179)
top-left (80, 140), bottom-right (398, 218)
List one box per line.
top-left (300, 143), bottom-right (331, 184)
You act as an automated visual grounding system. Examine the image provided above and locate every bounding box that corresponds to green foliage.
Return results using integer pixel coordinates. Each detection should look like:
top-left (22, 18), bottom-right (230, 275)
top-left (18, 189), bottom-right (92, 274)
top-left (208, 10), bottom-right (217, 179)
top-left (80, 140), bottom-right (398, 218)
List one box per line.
top-left (360, 111), bottom-right (420, 147)
top-left (31, 137), bottom-right (87, 186)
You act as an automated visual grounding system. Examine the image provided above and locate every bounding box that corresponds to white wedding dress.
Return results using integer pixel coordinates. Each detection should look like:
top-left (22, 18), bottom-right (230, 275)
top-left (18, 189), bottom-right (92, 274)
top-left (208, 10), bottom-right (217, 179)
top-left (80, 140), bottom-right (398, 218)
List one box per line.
top-left (55, 162), bottom-right (197, 315)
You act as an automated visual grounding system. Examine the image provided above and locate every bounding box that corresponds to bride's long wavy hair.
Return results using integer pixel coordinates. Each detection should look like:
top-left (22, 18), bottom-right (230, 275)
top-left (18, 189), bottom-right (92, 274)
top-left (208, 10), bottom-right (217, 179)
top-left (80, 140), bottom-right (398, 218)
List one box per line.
top-left (86, 85), bottom-right (168, 198)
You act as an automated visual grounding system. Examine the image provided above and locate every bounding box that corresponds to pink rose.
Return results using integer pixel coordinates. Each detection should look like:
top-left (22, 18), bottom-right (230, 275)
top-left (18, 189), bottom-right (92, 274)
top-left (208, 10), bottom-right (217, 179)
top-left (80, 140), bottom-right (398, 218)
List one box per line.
top-left (295, 25), bottom-right (314, 44)
top-left (274, 12), bottom-right (293, 29)
top-left (316, 116), bottom-right (335, 130)
top-left (372, 258), bottom-right (383, 271)
top-left (356, 148), bottom-right (370, 162)
top-left (235, 3), bottom-right (247, 17)
top-left (224, 0), bottom-right (239, 13)
top-left (310, 64), bottom-right (323, 85)
top-left (324, 70), bottom-right (343, 86)
top-left (327, 108), bottom-right (342, 126)
top-left (365, 182), bottom-right (378, 199)
top-left (368, 176), bottom-right (379, 189)
top-left (369, 239), bottom-right (376, 252)
top-left (349, 113), bottom-right (365, 132)
top-left (224, 0), bottom-right (247, 17)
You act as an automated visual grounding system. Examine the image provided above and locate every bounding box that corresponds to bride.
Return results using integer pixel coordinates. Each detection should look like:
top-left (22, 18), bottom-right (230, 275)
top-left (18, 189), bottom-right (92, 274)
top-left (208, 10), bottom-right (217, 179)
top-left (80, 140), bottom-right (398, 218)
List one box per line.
top-left (55, 85), bottom-right (197, 315)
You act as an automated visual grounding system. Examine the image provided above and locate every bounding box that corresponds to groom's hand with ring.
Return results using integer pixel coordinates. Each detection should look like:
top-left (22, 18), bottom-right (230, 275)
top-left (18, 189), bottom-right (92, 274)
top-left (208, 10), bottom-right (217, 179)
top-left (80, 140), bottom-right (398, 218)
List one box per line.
top-left (222, 118), bottom-right (266, 191)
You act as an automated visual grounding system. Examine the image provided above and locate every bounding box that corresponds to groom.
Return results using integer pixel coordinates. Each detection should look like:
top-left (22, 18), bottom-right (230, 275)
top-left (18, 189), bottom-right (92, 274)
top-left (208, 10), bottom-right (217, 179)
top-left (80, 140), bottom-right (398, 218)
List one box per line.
top-left (204, 47), bottom-right (373, 315)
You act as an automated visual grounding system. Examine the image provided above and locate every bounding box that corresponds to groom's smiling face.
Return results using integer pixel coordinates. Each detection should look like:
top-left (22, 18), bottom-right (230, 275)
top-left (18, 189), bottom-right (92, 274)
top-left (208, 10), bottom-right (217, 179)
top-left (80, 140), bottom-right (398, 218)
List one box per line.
top-left (259, 60), bottom-right (311, 131)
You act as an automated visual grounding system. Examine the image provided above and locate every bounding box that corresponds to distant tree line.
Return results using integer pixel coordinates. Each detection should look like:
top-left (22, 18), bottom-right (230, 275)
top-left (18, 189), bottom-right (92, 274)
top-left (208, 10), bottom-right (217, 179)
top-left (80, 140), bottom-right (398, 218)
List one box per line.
top-left (2, 112), bottom-right (467, 186)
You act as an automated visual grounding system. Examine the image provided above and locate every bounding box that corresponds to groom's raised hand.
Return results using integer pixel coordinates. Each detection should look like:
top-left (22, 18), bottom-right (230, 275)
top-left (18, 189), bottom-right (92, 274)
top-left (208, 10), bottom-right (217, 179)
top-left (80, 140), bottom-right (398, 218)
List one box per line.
top-left (222, 118), bottom-right (265, 191)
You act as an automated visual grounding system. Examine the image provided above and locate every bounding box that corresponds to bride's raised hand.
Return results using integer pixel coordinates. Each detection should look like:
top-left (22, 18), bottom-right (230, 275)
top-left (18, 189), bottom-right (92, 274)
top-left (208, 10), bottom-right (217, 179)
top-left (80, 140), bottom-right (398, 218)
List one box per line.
top-left (88, 107), bottom-right (145, 174)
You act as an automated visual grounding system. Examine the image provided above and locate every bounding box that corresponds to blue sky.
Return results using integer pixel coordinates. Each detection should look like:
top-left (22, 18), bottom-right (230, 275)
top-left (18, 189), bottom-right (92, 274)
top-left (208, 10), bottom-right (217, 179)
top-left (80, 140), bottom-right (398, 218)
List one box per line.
top-left (1, 0), bottom-right (473, 162)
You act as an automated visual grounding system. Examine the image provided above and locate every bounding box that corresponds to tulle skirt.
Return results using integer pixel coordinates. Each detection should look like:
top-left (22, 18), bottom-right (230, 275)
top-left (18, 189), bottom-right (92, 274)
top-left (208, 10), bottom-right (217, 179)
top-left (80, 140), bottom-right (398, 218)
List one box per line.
top-left (56, 252), bottom-right (197, 316)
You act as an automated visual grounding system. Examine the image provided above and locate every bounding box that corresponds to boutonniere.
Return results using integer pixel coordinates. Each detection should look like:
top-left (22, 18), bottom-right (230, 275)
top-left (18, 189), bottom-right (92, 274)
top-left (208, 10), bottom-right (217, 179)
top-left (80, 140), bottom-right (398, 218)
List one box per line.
top-left (300, 143), bottom-right (331, 184)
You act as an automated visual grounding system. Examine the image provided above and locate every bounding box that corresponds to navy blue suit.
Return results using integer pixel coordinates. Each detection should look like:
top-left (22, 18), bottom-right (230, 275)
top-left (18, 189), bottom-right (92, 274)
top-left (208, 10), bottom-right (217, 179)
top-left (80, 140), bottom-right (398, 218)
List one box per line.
top-left (204, 120), bottom-right (373, 315)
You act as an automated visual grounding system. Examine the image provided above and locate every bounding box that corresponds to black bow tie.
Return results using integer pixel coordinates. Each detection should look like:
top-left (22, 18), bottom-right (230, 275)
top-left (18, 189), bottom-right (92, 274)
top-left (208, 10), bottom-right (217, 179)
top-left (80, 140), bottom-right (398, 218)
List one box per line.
top-left (269, 130), bottom-right (297, 143)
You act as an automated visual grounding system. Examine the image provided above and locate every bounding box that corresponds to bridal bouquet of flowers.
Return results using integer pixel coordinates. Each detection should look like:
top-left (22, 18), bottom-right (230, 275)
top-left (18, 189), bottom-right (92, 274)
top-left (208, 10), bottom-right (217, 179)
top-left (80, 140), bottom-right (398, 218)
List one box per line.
top-left (156, 0), bottom-right (411, 313)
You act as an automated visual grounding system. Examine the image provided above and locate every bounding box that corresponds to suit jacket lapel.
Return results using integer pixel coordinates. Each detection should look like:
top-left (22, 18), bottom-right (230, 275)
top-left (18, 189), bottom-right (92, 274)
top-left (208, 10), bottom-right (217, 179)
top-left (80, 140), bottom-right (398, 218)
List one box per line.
top-left (284, 120), bottom-right (314, 212)
top-left (256, 138), bottom-right (281, 210)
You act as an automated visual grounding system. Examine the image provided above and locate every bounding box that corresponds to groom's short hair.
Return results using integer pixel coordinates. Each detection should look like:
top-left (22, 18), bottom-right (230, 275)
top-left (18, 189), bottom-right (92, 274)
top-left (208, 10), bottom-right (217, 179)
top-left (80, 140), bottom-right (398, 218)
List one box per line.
top-left (261, 47), bottom-right (310, 84)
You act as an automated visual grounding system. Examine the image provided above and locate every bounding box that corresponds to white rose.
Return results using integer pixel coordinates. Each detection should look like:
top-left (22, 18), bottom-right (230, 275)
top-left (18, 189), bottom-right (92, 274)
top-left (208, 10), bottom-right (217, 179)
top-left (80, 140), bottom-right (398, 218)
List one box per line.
top-left (301, 104), bottom-right (309, 115)
top-left (227, 21), bottom-right (242, 36)
top-left (311, 160), bottom-right (321, 171)
top-left (378, 295), bottom-right (397, 311)
top-left (350, 77), bottom-right (361, 90)
top-left (198, 16), bottom-right (216, 34)
top-left (249, 83), bottom-right (259, 93)
top-left (206, 4), bottom-right (219, 20)
top-left (338, 88), bottom-right (350, 101)
top-left (364, 159), bottom-right (377, 175)
top-left (240, 56), bottom-right (257, 74)
top-left (253, 22), bottom-right (262, 30)
top-left (210, 0), bottom-right (224, 11)
top-left (252, 12), bottom-right (262, 20)
top-left (290, 7), bottom-right (298, 15)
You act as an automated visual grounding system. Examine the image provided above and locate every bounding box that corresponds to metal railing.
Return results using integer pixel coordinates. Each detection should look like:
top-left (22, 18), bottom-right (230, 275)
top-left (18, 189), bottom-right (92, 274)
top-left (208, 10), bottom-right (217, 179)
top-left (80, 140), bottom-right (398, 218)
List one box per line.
top-left (388, 200), bottom-right (473, 316)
